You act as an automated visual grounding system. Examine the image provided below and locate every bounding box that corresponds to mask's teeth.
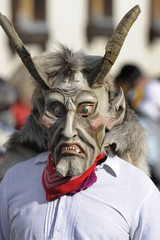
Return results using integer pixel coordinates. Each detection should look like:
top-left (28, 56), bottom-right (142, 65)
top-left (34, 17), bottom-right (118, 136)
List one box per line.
top-left (61, 146), bottom-right (80, 153)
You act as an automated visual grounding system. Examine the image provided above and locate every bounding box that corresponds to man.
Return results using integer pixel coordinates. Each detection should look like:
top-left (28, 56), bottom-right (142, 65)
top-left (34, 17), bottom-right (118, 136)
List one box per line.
top-left (0, 5), bottom-right (160, 239)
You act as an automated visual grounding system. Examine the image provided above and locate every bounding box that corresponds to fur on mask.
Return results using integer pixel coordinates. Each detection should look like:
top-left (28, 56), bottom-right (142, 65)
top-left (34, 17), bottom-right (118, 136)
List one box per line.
top-left (0, 46), bottom-right (150, 179)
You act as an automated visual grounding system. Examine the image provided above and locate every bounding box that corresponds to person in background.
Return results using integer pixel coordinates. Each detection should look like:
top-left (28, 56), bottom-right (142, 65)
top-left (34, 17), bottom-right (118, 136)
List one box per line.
top-left (0, 78), bottom-right (18, 161)
top-left (115, 64), bottom-right (160, 188)
top-left (8, 65), bottom-right (34, 130)
top-left (115, 64), bottom-right (148, 109)
top-left (137, 79), bottom-right (160, 187)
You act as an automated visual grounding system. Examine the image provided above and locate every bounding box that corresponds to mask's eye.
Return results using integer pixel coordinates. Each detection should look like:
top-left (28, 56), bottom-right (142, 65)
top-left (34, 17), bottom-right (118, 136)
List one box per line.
top-left (49, 103), bottom-right (66, 117)
top-left (78, 104), bottom-right (95, 117)
top-left (53, 106), bottom-right (64, 117)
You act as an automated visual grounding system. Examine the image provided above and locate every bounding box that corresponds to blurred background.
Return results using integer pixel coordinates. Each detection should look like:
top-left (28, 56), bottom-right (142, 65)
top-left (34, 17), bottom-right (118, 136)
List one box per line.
top-left (1, 0), bottom-right (160, 79)
top-left (1, 0), bottom-right (160, 187)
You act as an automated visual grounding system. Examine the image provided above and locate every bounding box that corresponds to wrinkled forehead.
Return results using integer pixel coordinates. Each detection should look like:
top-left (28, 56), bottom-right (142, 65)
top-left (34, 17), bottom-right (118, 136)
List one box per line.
top-left (52, 71), bottom-right (90, 91)
top-left (47, 71), bottom-right (108, 102)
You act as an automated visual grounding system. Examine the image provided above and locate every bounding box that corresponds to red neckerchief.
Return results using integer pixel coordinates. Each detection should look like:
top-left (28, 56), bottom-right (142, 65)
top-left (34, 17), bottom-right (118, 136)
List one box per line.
top-left (42, 152), bottom-right (105, 201)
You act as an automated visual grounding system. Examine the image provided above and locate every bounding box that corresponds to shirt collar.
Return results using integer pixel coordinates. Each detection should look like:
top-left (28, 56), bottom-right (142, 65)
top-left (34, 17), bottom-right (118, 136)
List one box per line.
top-left (105, 155), bottom-right (120, 176)
top-left (34, 151), bottom-right (49, 164)
top-left (96, 154), bottom-right (120, 177)
top-left (34, 151), bottom-right (120, 177)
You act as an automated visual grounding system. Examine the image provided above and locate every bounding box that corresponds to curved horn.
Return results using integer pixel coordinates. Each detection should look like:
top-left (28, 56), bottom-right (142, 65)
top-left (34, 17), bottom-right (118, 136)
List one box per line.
top-left (91, 5), bottom-right (141, 88)
top-left (0, 13), bottom-right (49, 89)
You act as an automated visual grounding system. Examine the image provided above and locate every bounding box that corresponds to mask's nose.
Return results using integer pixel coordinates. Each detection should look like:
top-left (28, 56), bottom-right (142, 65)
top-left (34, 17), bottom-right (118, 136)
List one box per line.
top-left (61, 111), bottom-right (77, 138)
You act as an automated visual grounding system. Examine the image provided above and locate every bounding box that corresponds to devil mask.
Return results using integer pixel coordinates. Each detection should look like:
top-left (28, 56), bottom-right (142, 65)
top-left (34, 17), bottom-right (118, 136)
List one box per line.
top-left (41, 70), bottom-right (108, 176)
top-left (30, 45), bottom-right (126, 177)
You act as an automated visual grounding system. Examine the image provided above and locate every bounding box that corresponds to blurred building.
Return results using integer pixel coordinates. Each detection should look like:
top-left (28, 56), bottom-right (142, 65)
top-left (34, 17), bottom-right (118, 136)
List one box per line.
top-left (0, 0), bottom-right (160, 81)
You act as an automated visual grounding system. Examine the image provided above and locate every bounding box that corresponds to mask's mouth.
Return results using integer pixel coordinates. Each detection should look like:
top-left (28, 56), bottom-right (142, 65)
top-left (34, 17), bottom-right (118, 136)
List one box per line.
top-left (58, 142), bottom-right (85, 158)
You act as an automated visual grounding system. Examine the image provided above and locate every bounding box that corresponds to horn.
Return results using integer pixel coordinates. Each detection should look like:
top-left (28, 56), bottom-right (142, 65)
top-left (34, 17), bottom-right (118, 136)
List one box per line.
top-left (0, 13), bottom-right (49, 89)
top-left (91, 5), bottom-right (141, 88)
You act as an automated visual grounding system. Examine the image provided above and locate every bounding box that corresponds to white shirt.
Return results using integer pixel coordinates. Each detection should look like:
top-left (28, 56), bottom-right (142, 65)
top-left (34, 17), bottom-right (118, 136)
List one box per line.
top-left (0, 152), bottom-right (160, 240)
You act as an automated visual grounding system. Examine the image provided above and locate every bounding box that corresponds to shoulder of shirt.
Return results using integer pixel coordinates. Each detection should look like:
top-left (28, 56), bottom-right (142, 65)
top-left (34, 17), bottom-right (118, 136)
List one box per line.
top-left (4, 152), bottom-right (152, 181)
top-left (96, 154), bottom-right (140, 177)
top-left (2, 152), bottom-right (157, 193)
top-left (97, 154), bottom-right (157, 189)
top-left (2, 151), bottom-right (48, 180)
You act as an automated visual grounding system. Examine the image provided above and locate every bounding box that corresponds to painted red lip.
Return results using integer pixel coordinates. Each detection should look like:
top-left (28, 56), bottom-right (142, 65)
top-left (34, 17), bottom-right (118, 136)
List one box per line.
top-left (58, 142), bottom-right (85, 157)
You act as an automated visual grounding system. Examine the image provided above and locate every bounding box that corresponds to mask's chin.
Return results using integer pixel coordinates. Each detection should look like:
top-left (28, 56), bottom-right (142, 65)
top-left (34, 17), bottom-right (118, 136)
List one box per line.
top-left (55, 155), bottom-right (85, 177)
top-left (51, 141), bottom-right (99, 177)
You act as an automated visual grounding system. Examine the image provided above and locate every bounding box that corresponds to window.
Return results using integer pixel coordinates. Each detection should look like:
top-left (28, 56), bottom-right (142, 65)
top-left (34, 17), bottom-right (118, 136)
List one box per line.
top-left (149, 0), bottom-right (160, 42)
top-left (12, 0), bottom-right (48, 50)
top-left (87, 0), bottom-right (113, 42)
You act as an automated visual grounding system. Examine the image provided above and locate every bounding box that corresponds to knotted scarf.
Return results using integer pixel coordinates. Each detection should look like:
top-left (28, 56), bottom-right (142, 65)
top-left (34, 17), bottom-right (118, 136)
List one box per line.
top-left (42, 152), bottom-right (105, 201)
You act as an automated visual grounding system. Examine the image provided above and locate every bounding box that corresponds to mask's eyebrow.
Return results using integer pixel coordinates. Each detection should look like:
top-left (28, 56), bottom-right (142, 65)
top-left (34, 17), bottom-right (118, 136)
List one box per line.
top-left (75, 91), bottom-right (97, 105)
top-left (45, 91), bottom-right (64, 104)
